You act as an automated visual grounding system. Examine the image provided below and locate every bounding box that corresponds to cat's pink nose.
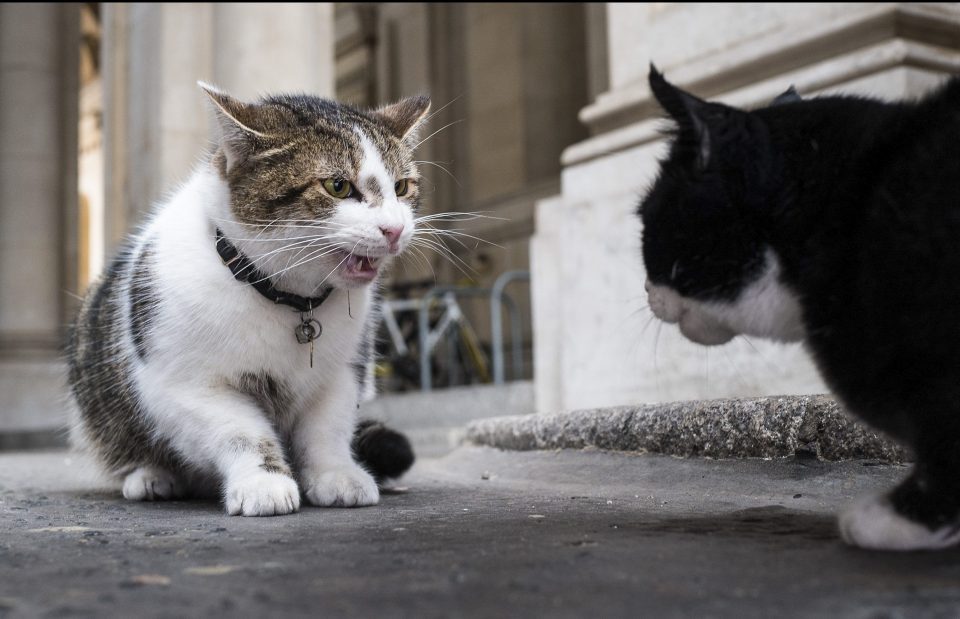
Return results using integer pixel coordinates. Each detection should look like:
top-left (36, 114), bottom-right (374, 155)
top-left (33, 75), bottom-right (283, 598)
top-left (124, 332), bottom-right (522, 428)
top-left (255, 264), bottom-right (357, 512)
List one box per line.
top-left (381, 226), bottom-right (404, 251)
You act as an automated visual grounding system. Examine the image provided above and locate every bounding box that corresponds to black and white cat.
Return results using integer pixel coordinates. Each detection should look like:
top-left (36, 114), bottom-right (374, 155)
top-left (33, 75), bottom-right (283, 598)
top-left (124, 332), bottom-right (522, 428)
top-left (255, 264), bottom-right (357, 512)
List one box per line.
top-left (640, 65), bottom-right (960, 551)
top-left (67, 84), bottom-right (427, 516)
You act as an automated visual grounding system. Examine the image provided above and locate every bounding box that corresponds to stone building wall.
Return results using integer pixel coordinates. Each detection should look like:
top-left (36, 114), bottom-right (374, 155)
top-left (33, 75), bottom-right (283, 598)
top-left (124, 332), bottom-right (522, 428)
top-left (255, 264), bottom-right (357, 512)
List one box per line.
top-left (0, 4), bottom-right (80, 438)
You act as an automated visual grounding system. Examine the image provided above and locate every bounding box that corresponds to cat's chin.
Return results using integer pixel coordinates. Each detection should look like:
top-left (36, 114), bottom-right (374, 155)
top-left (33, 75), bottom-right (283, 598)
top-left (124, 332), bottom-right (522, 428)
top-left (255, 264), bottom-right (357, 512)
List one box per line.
top-left (678, 311), bottom-right (736, 346)
top-left (332, 271), bottom-right (381, 289)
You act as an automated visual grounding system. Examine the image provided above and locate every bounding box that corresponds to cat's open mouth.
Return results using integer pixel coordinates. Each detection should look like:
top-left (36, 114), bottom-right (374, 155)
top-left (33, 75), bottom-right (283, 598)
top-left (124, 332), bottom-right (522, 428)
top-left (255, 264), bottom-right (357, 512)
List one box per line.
top-left (341, 252), bottom-right (383, 281)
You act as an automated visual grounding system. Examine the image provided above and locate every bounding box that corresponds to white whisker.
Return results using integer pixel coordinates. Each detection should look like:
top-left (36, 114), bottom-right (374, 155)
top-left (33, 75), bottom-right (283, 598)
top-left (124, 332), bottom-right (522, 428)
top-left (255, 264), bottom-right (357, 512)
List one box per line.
top-left (412, 160), bottom-right (461, 187)
top-left (410, 237), bottom-right (476, 277)
top-left (254, 246), bottom-right (344, 285)
top-left (421, 94), bottom-right (462, 124)
top-left (414, 211), bottom-right (507, 224)
top-left (415, 225), bottom-right (503, 249)
top-left (310, 240), bottom-right (363, 294)
top-left (410, 119), bottom-right (465, 150)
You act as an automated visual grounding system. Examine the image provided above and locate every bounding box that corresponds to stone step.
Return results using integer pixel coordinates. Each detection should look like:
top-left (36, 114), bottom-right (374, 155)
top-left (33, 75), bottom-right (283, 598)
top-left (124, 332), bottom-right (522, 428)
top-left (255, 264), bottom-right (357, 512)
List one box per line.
top-left (466, 394), bottom-right (908, 463)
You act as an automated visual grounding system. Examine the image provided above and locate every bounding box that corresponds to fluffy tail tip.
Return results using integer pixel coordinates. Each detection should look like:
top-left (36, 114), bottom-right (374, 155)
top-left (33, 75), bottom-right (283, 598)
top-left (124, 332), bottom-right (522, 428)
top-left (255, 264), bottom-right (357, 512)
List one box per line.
top-left (352, 420), bottom-right (415, 483)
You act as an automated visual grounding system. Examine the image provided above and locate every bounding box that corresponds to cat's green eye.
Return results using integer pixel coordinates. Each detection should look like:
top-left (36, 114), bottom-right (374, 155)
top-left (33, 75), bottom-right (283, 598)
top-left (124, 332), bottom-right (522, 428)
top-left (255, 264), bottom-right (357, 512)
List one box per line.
top-left (322, 178), bottom-right (355, 199)
top-left (394, 179), bottom-right (410, 197)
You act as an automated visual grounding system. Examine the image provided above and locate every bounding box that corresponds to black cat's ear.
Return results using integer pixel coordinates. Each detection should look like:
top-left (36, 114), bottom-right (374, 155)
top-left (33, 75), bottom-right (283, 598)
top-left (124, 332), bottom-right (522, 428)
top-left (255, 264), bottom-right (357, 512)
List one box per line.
top-left (649, 64), bottom-right (712, 170)
top-left (770, 85), bottom-right (802, 106)
top-left (199, 81), bottom-right (270, 171)
top-left (375, 95), bottom-right (431, 141)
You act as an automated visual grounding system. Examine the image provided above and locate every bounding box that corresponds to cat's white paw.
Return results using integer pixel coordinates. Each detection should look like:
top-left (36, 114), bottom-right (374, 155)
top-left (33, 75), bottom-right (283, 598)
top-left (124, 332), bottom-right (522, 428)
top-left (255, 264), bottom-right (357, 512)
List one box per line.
top-left (305, 468), bottom-right (379, 507)
top-left (225, 472), bottom-right (300, 517)
top-left (122, 466), bottom-right (182, 501)
top-left (838, 494), bottom-right (960, 551)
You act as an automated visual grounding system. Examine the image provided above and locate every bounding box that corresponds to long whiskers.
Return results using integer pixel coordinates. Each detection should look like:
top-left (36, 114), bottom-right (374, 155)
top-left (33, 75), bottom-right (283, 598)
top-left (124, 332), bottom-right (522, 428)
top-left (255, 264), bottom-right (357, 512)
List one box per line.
top-left (413, 160), bottom-right (461, 187)
top-left (408, 246), bottom-right (438, 280)
top-left (421, 94), bottom-right (463, 125)
top-left (310, 240), bottom-right (363, 294)
top-left (251, 238), bottom-right (341, 264)
top-left (414, 211), bottom-right (507, 224)
top-left (410, 119), bottom-right (465, 151)
top-left (409, 236), bottom-right (477, 278)
top-left (253, 245), bottom-right (344, 286)
top-left (415, 223), bottom-right (504, 251)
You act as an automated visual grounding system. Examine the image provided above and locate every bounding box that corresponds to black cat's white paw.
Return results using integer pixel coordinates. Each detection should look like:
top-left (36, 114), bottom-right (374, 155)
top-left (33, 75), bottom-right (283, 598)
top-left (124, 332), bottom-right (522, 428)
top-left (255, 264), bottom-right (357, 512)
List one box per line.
top-left (839, 494), bottom-right (960, 551)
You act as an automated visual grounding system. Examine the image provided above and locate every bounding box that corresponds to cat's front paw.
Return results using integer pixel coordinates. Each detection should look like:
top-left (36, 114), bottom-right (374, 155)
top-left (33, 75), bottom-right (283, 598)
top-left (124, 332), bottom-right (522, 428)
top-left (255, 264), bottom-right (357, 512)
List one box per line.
top-left (225, 472), bottom-right (301, 517)
top-left (839, 494), bottom-right (960, 551)
top-left (305, 468), bottom-right (379, 507)
top-left (122, 466), bottom-right (182, 501)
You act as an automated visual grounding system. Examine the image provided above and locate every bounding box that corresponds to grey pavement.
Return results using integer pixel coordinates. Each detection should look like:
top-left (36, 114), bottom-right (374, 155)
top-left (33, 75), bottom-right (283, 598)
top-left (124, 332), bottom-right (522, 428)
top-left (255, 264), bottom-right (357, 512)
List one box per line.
top-left (2, 446), bottom-right (959, 618)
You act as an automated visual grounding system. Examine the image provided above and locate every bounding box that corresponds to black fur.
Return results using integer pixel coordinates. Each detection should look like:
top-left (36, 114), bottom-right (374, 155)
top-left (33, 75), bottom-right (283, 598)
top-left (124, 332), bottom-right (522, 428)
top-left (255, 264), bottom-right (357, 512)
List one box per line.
top-left (351, 420), bottom-right (415, 483)
top-left (67, 243), bottom-right (182, 474)
top-left (128, 241), bottom-right (159, 360)
top-left (640, 67), bottom-right (960, 535)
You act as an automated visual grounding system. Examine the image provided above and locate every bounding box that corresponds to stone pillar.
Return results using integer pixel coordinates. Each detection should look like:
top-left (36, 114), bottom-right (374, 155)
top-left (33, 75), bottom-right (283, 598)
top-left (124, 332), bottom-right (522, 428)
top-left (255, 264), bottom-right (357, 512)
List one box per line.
top-left (439, 3), bottom-right (589, 377)
top-left (214, 4), bottom-right (334, 99)
top-left (102, 3), bottom-right (214, 245)
top-left (102, 3), bottom-right (335, 245)
top-left (533, 3), bottom-right (960, 413)
top-left (0, 3), bottom-right (80, 436)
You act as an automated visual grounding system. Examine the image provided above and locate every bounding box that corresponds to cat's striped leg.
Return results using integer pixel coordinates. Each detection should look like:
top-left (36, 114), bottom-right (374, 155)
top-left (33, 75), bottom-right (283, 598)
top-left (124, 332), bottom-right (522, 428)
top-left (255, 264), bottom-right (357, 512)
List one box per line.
top-left (219, 434), bottom-right (300, 517)
top-left (293, 366), bottom-right (379, 507)
top-left (142, 382), bottom-right (300, 516)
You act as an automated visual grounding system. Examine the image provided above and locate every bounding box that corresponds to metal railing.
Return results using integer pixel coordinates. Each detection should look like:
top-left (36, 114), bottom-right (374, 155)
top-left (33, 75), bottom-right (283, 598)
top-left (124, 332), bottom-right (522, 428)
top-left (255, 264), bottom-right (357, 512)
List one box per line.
top-left (490, 270), bottom-right (531, 385)
top-left (377, 270), bottom-right (530, 392)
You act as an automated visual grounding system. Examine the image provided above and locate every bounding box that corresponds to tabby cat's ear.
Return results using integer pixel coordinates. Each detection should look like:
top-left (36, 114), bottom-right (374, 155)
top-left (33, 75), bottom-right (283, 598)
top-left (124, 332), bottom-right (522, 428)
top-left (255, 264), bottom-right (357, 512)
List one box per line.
top-left (198, 81), bottom-right (268, 172)
top-left (375, 95), bottom-right (431, 141)
top-left (649, 64), bottom-right (714, 171)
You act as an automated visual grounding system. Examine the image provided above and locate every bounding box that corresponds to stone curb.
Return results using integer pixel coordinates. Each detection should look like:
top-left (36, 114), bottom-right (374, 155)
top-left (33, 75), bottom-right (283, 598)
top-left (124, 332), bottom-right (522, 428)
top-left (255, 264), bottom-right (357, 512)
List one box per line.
top-left (465, 394), bottom-right (908, 463)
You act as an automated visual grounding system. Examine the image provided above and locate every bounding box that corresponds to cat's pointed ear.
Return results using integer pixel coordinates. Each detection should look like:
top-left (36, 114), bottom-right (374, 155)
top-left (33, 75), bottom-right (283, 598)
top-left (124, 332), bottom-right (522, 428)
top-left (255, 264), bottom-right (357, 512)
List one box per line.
top-left (771, 85), bottom-right (802, 106)
top-left (649, 64), bottom-right (712, 170)
top-left (198, 81), bottom-right (268, 171)
top-left (375, 95), bottom-right (431, 141)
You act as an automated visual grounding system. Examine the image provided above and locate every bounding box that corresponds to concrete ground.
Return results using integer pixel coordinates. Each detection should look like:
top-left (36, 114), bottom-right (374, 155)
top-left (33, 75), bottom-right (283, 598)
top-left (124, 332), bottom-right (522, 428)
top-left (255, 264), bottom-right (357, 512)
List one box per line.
top-left (2, 446), bottom-right (959, 619)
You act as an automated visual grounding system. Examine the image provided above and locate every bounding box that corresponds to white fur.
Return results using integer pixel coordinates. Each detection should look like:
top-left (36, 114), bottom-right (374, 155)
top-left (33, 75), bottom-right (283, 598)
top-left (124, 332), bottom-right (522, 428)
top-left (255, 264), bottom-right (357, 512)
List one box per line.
top-left (225, 471), bottom-right (301, 517)
top-left (109, 125), bottom-right (416, 515)
top-left (357, 131), bottom-right (397, 206)
top-left (351, 129), bottom-right (414, 247)
top-left (122, 466), bottom-right (182, 501)
top-left (646, 249), bottom-right (805, 346)
top-left (839, 494), bottom-right (960, 551)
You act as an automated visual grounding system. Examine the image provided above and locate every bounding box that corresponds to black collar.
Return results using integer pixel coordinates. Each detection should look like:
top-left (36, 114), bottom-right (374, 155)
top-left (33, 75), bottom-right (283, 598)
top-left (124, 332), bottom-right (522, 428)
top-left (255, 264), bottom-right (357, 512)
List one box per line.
top-left (214, 228), bottom-right (335, 313)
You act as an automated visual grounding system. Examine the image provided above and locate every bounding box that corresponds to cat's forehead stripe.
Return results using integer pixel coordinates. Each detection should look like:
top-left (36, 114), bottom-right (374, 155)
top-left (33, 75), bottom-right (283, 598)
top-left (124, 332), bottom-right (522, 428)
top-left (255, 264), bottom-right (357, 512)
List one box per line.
top-left (356, 128), bottom-right (394, 205)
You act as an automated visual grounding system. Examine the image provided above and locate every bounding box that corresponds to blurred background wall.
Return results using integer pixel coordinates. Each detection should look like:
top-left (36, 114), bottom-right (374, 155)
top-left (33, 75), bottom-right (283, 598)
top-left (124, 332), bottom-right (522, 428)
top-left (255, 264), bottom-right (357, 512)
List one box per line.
top-left (1, 3), bottom-right (959, 446)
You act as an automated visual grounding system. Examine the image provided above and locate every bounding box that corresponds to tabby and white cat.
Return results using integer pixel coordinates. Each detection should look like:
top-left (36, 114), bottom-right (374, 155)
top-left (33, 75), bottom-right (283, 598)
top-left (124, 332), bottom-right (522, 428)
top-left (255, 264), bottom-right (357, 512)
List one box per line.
top-left (67, 84), bottom-right (427, 516)
top-left (640, 65), bottom-right (960, 551)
